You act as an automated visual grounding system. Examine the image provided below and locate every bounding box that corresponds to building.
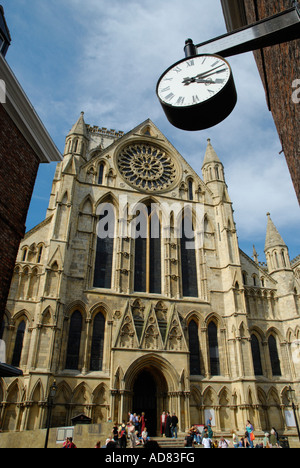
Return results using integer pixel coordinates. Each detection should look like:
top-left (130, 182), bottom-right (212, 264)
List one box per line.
top-left (1, 115), bottom-right (299, 438)
top-left (0, 7), bottom-right (62, 354)
top-left (221, 0), bottom-right (300, 204)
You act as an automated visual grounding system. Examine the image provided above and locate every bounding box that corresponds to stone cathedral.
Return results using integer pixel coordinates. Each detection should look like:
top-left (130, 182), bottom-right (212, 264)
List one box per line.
top-left (1, 114), bottom-right (300, 437)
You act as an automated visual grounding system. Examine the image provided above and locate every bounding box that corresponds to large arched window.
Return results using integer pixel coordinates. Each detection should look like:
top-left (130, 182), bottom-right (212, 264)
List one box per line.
top-left (94, 203), bottom-right (115, 289)
top-left (66, 311), bottom-right (82, 370)
top-left (268, 335), bottom-right (282, 376)
top-left (134, 204), bottom-right (161, 294)
top-left (12, 321), bottom-right (26, 367)
top-left (208, 322), bottom-right (220, 376)
top-left (251, 334), bottom-right (263, 376)
top-left (90, 312), bottom-right (105, 371)
top-left (180, 214), bottom-right (198, 297)
top-left (188, 320), bottom-right (201, 375)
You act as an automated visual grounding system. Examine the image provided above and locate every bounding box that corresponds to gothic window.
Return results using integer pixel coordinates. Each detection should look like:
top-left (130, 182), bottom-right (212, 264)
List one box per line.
top-left (90, 312), bottom-right (105, 371)
top-left (208, 322), bottom-right (220, 376)
top-left (134, 204), bottom-right (161, 294)
top-left (12, 321), bottom-right (26, 367)
top-left (94, 203), bottom-right (115, 289)
top-left (188, 179), bottom-right (194, 201)
top-left (268, 335), bottom-right (282, 377)
top-left (98, 163), bottom-right (105, 185)
top-left (180, 215), bottom-right (198, 297)
top-left (251, 334), bottom-right (263, 376)
top-left (281, 250), bottom-right (286, 268)
top-left (37, 245), bottom-right (43, 264)
top-left (22, 248), bottom-right (28, 262)
top-left (188, 320), bottom-right (201, 375)
top-left (66, 311), bottom-right (82, 370)
top-left (215, 166), bottom-right (220, 180)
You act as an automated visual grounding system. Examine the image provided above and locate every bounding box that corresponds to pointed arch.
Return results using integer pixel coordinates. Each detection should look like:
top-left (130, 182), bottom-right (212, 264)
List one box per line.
top-left (180, 206), bottom-right (198, 298)
top-left (94, 195), bottom-right (117, 290)
top-left (65, 310), bottom-right (83, 370)
top-left (188, 319), bottom-right (201, 375)
top-left (207, 320), bottom-right (220, 376)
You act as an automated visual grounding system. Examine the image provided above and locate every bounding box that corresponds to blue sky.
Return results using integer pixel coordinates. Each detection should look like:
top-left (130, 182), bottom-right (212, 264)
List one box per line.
top-left (2, 0), bottom-right (300, 262)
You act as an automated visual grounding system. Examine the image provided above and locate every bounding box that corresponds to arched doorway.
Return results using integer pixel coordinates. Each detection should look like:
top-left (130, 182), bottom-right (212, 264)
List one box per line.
top-left (133, 370), bottom-right (157, 436)
top-left (131, 366), bottom-right (169, 436)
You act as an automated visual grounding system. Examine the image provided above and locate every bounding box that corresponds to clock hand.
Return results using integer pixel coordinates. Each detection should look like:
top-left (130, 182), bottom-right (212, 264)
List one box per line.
top-left (195, 63), bottom-right (225, 78)
top-left (183, 77), bottom-right (217, 86)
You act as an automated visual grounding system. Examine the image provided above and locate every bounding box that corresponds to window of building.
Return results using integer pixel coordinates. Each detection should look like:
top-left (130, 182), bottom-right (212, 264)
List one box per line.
top-left (134, 204), bottom-right (161, 294)
top-left (94, 203), bottom-right (115, 289)
top-left (180, 215), bottom-right (198, 298)
top-left (98, 163), bottom-right (105, 185)
top-left (188, 320), bottom-right (201, 375)
top-left (12, 321), bottom-right (26, 367)
top-left (251, 334), bottom-right (263, 376)
top-left (65, 311), bottom-right (82, 370)
top-left (268, 335), bottom-right (282, 377)
top-left (208, 322), bottom-right (220, 376)
top-left (188, 179), bottom-right (194, 201)
top-left (90, 312), bottom-right (105, 371)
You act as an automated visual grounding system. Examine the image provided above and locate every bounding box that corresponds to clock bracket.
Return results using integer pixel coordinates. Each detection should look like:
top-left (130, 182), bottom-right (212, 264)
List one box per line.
top-left (184, 3), bottom-right (300, 59)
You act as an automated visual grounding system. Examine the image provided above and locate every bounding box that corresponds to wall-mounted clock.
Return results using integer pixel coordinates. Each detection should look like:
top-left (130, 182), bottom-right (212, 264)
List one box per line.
top-left (156, 54), bottom-right (237, 131)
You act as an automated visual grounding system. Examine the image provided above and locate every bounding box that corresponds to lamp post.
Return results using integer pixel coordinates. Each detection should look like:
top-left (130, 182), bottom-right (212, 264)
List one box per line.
top-left (287, 386), bottom-right (300, 442)
top-left (44, 380), bottom-right (57, 449)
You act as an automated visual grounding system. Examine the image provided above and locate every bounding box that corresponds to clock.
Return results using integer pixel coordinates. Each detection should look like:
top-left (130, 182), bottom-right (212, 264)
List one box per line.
top-left (156, 54), bottom-right (237, 131)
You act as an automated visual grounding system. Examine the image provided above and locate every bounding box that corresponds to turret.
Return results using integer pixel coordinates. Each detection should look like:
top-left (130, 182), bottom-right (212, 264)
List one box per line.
top-left (64, 112), bottom-right (89, 159)
top-left (265, 213), bottom-right (291, 274)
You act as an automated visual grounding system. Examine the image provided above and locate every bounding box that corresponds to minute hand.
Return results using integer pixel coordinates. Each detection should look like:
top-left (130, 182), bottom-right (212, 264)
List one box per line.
top-left (196, 64), bottom-right (227, 79)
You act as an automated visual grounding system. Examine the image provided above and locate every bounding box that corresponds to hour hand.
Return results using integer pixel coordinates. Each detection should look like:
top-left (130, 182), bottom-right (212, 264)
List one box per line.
top-left (182, 77), bottom-right (216, 86)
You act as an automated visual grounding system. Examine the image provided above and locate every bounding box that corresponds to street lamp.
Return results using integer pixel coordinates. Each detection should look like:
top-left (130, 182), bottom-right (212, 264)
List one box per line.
top-left (287, 386), bottom-right (300, 442)
top-left (44, 380), bottom-right (57, 449)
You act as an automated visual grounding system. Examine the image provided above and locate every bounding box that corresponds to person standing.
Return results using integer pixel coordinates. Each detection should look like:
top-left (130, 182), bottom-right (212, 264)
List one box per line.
top-left (118, 421), bottom-right (127, 449)
top-left (141, 412), bottom-right (146, 434)
top-left (165, 412), bottom-right (172, 438)
top-left (202, 434), bottom-right (212, 449)
top-left (160, 411), bottom-right (166, 437)
top-left (128, 421), bottom-right (137, 448)
top-left (171, 412), bottom-right (178, 439)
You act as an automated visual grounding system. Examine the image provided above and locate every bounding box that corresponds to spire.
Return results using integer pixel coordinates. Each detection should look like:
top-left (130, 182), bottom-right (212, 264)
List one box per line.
top-left (253, 245), bottom-right (259, 264)
top-left (265, 213), bottom-right (286, 251)
top-left (67, 112), bottom-right (88, 139)
top-left (202, 138), bottom-right (222, 168)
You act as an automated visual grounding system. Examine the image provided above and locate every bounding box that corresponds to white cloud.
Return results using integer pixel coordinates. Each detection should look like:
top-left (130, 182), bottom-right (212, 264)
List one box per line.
top-left (3, 0), bottom-right (298, 258)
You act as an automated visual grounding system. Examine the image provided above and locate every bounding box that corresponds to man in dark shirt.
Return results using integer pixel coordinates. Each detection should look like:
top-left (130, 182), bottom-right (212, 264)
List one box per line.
top-left (171, 413), bottom-right (178, 439)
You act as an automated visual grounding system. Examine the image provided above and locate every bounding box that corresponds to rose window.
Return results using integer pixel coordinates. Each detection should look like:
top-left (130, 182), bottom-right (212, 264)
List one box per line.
top-left (117, 143), bottom-right (178, 192)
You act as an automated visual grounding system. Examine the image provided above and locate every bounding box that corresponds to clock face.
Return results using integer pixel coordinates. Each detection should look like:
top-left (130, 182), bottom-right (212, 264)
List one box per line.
top-left (157, 55), bottom-right (231, 108)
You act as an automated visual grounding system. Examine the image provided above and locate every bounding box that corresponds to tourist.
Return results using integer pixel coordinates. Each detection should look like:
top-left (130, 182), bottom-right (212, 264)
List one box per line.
top-left (202, 433), bottom-right (212, 449)
top-left (95, 441), bottom-right (101, 449)
top-left (232, 430), bottom-right (239, 448)
top-left (270, 429), bottom-right (280, 448)
top-left (219, 436), bottom-right (230, 448)
top-left (142, 427), bottom-right (150, 445)
top-left (65, 437), bottom-right (77, 448)
top-left (171, 412), bottom-right (178, 439)
top-left (263, 433), bottom-right (270, 449)
top-left (118, 421), bottom-right (127, 449)
top-left (246, 420), bottom-right (255, 448)
top-left (165, 412), bottom-right (172, 438)
top-left (112, 421), bottom-right (119, 445)
top-left (184, 430), bottom-right (194, 448)
top-left (128, 420), bottom-right (137, 448)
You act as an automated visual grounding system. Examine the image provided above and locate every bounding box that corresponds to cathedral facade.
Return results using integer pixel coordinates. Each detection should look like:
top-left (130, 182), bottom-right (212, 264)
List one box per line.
top-left (1, 114), bottom-right (300, 436)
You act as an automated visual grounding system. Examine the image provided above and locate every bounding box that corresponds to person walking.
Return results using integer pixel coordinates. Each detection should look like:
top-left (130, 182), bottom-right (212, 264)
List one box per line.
top-left (246, 420), bottom-right (255, 448)
top-left (171, 412), bottom-right (178, 439)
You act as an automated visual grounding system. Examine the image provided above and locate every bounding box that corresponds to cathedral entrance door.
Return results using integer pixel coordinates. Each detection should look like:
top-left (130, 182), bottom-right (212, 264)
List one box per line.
top-left (132, 369), bottom-right (157, 437)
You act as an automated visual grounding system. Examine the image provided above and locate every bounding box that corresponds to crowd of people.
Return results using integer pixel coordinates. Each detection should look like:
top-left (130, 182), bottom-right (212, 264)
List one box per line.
top-left (62, 417), bottom-right (283, 449)
top-left (184, 420), bottom-right (282, 449)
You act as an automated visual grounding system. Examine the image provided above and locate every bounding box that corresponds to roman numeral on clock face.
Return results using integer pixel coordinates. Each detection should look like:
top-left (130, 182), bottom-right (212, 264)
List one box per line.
top-left (165, 92), bottom-right (175, 102)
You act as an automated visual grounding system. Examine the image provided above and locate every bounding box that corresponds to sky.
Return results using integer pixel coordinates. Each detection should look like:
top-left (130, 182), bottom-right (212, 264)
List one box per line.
top-left (2, 0), bottom-right (300, 262)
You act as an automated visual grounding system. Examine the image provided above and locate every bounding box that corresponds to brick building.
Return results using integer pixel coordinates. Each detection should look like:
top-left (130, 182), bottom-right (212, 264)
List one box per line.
top-left (221, 0), bottom-right (300, 204)
top-left (0, 10), bottom-right (62, 365)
